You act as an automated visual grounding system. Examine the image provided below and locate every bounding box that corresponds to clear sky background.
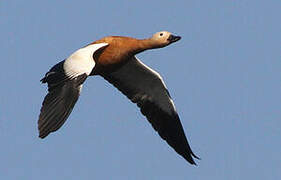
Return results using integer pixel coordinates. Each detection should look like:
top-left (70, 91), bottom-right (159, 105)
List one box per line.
top-left (0, 1), bottom-right (280, 179)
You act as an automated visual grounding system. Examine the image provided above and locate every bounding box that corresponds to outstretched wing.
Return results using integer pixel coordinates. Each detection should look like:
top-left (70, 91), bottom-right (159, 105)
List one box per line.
top-left (38, 43), bottom-right (108, 138)
top-left (38, 69), bottom-right (87, 138)
top-left (102, 56), bottom-right (199, 165)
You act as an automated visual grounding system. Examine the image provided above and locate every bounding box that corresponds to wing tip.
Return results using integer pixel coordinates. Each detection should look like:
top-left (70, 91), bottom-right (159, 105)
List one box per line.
top-left (183, 151), bottom-right (200, 166)
top-left (38, 131), bottom-right (49, 139)
top-left (40, 77), bottom-right (47, 83)
top-left (191, 151), bottom-right (200, 160)
top-left (38, 121), bottom-right (50, 139)
top-left (38, 135), bottom-right (45, 139)
top-left (185, 156), bottom-right (199, 166)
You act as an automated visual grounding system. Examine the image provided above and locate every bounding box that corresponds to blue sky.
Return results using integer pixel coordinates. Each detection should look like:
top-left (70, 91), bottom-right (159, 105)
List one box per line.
top-left (0, 0), bottom-right (280, 179)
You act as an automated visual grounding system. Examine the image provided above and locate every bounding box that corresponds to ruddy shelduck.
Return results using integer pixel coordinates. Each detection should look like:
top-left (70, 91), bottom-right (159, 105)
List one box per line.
top-left (38, 31), bottom-right (199, 165)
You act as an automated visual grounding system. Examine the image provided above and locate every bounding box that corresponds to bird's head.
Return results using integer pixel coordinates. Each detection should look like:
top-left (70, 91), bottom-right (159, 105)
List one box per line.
top-left (150, 31), bottom-right (181, 48)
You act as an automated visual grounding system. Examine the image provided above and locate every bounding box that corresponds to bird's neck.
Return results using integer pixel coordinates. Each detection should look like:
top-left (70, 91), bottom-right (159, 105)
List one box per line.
top-left (132, 38), bottom-right (161, 54)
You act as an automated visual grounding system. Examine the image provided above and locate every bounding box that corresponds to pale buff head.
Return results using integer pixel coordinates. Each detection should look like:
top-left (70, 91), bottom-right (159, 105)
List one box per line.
top-left (150, 31), bottom-right (181, 48)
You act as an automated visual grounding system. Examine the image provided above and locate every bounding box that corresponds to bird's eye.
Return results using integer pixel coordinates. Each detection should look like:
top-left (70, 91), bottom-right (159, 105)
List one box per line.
top-left (160, 33), bottom-right (163, 36)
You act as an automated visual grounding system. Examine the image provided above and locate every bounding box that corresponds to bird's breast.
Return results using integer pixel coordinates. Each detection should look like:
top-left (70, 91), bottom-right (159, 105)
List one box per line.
top-left (90, 37), bottom-right (141, 75)
top-left (91, 46), bottom-right (132, 75)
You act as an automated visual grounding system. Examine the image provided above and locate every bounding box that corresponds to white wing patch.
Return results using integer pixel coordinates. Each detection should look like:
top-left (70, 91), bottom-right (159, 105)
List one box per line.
top-left (63, 43), bottom-right (108, 78)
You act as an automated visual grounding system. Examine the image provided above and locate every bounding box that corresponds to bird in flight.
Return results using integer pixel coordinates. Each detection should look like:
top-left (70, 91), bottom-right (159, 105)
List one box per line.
top-left (38, 31), bottom-right (199, 165)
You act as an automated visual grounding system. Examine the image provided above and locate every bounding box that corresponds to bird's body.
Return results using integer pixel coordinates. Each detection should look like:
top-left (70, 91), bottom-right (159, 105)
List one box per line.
top-left (38, 31), bottom-right (199, 165)
top-left (91, 36), bottom-right (168, 74)
top-left (91, 36), bottom-right (138, 75)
